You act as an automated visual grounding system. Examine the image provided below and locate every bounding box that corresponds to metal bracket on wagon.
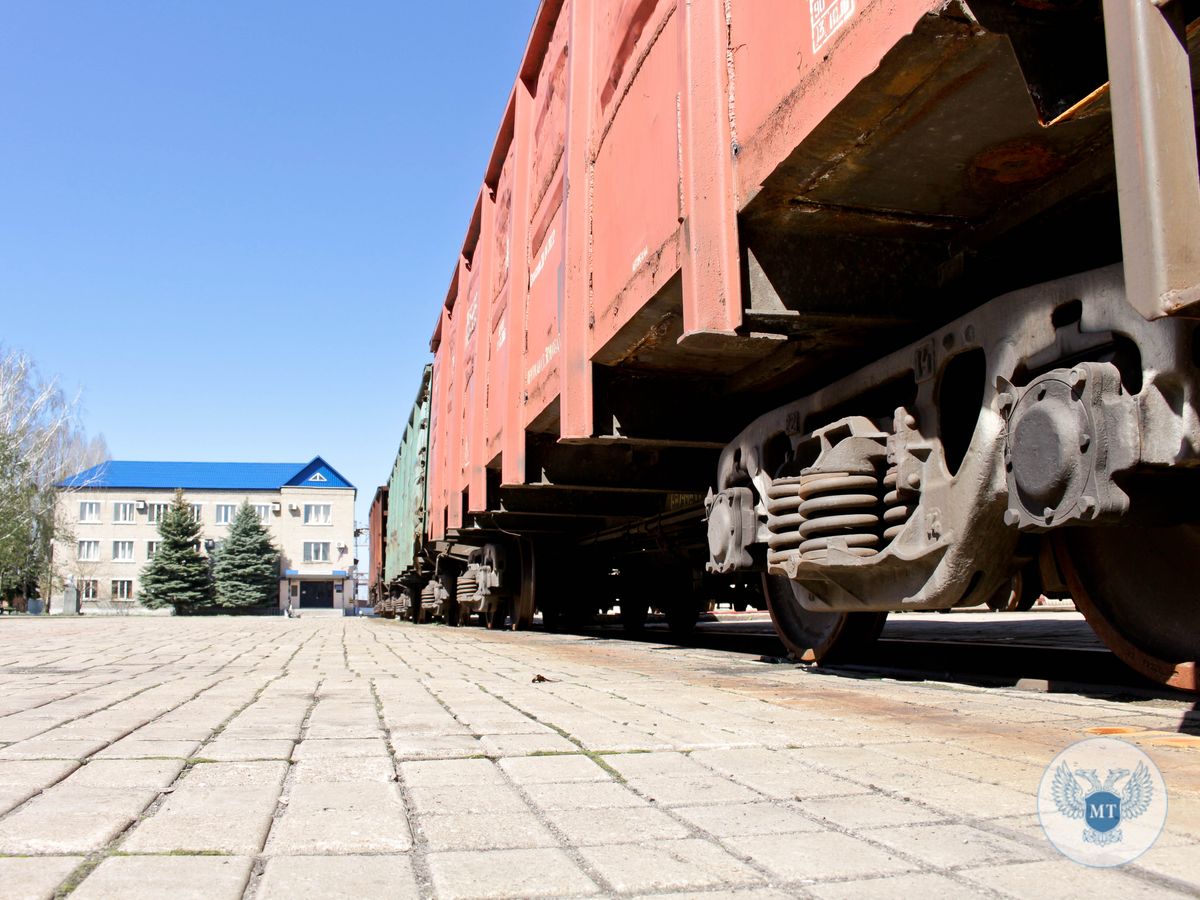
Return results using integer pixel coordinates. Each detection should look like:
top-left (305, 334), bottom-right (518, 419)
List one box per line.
top-left (1000, 362), bottom-right (1138, 530)
top-left (704, 487), bottom-right (756, 574)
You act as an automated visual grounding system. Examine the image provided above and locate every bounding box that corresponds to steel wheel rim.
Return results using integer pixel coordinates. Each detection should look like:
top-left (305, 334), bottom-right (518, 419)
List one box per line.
top-left (762, 574), bottom-right (886, 663)
top-left (1052, 529), bottom-right (1198, 692)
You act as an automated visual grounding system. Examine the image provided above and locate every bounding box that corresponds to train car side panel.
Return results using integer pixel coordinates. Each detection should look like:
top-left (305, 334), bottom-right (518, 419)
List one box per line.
top-left (588, 0), bottom-right (683, 354)
top-left (386, 366), bottom-right (432, 581)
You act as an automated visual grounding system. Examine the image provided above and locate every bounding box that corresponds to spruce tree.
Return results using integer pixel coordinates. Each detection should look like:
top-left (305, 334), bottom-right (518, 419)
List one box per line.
top-left (139, 489), bottom-right (212, 613)
top-left (212, 502), bottom-right (279, 610)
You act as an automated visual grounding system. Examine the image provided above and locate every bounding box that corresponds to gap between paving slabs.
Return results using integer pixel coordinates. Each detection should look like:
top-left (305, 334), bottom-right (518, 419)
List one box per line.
top-left (37, 632), bottom-right (317, 899)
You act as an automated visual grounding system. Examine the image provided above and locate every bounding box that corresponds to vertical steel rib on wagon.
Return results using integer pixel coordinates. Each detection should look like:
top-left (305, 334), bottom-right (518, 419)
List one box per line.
top-left (381, 0), bottom-right (1200, 690)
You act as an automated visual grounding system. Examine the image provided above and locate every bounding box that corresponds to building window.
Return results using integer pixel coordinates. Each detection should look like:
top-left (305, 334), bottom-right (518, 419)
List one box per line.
top-left (189, 504), bottom-right (203, 522)
top-left (111, 580), bottom-right (133, 600)
top-left (112, 541), bottom-right (134, 562)
top-left (113, 502), bottom-right (135, 523)
top-left (77, 540), bottom-right (100, 561)
top-left (254, 504), bottom-right (271, 523)
top-left (147, 503), bottom-right (171, 523)
top-left (215, 504), bottom-right (236, 525)
top-left (309, 472), bottom-right (327, 482)
top-left (146, 541), bottom-right (161, 560)
top-left (303, 542), bottom-right (330, 563)
top-left (79, 501), bottom-right (100, 523)
top-left (303, 504), bottom-right (331, 525)
top-left (80, 580), bottom-right (98, 600)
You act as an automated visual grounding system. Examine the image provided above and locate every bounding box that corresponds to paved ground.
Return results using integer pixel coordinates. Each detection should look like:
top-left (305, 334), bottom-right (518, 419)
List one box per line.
top-left (0, 617), bottom-right (1197, 899)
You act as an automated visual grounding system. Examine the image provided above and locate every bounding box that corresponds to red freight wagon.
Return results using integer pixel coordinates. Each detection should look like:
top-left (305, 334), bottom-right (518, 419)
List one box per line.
top-left (367, 486), bottom-right (387, 608)
top-left (411, 0), bottom-right (1200, 691)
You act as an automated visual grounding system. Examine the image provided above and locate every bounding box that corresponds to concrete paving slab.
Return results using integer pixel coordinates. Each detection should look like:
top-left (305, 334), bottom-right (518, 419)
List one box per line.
top-left (92, 738), bottom-right (201, 759)
top-left (427, 848), bottom-right (599, 899)
top-left (867, 821), bottom-right (1048, 869)
top-left (960, 859), bottom-right (1195, 898)
top-left (672, 801), bottom-right (823, 837)
top-left (180, 760), bottom-right (289, 789)
top-left (0, 785), bottom-right (158, 853)
top-left (0, 758), bottom-right (79, 790)
top-left (807, 871), bottom-right (994, 899)
top-left (390, 734), bottom-right (484, 759)
top-left (196, 738), bottom-right (294, 761)
top-left (579, 839), bottom-right (762, 893)
top-left (545, 805), bottom-right (692, 845)
top-left (420, 811), bottom-right (558, 850)
top-left (723, 831), bottom-right (917, 881)
top-left (407, 782), bottom-right (533, 816)
top-left (399, 758), bottom-right (505, 787)
top-left (257, 854), bottom-right (420, 900)
top-left (66, 758), bottom-right (184, 789)
top-left (264, 782), bottom-right (412, 854)
top-left (70, 854), bottom-right (253, 900)
top-left (498, 754), bottom-right (610, 784)
top-left (619, 774), bottom-right (762, 807)
top-left (629, 891), bottom-right (794, 900)
top-left (521, 780), bottom-right (649, 810)
top-left (121, 784), bottom-right (281, 854)
top-left (800, 792), bottom-right (949, 830)
top-left (291, 737), bottom-right (390, 759)
top-left (0, 855), bottom-right (83, 900)
top-left (0, 737), bottom-right (108, 759)
top-left (290, 756), bottom-right (395, 783)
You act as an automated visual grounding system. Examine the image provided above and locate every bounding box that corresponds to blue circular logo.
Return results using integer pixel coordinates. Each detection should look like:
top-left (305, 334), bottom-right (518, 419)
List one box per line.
top-left (1038, 737), bottom-right (1167, 866)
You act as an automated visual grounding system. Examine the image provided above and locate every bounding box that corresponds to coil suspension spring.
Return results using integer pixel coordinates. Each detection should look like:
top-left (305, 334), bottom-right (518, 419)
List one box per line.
top-left (881, 464), bottom-right (912, 542)
top-left (455, 574), bottom-right (477, 603)
top-left (767, 471), bottom-right (884, 565)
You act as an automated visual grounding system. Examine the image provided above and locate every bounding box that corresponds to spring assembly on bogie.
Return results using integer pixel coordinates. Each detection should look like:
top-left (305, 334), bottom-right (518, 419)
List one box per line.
top-left (455, 575), bottom-right (477, 605)
top-left (420, 582), bottom-right (436, 605)
top-left (796, 472), bottom-right (881, 562)
top-left (764, 476), bottom-right (805, 568)
top-left (881, 464), bottom-right (912, 543)
top-left (767, 471), bottom-right (883, 565)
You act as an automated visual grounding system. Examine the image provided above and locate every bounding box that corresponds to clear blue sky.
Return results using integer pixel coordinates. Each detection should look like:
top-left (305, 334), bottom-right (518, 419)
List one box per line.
top-left (0, 2), bottom-right (541, 558)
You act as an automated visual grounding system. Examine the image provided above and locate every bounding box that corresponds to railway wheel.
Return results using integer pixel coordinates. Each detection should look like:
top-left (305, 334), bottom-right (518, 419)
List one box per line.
top-left (519, 539), bottom-right (574, 631)
top-left (512, 541), bottom-right (543, 630)
top-left (619, 599), bottom-right (649, 634)
top-left (762, 574), bottom-right (886, 663)
top-left (1053, 528), bottom-right (1199, 691)
top-left (665, 600), bottom-right (700, 637)
top-left (985, 564), bottom-right (1041, 612)
top-left (485, 599), bottom-right (510, 630)
top-left (454, 575), bottom-right (477, 628)
top-left (414, 584), bottom-right (434, 624)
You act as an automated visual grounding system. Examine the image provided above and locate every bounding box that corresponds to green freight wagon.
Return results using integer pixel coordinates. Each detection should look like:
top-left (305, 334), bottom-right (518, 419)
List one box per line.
top-left (384, 365), bottom-right (433, 616)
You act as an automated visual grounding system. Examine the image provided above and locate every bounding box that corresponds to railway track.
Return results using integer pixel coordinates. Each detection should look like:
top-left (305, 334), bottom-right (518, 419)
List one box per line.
top-left (566, 609), bottom-right (1188, 699)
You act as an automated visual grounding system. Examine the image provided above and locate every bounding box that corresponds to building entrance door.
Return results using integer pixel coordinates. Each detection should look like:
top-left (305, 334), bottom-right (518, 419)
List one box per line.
top-left (299, 581), bottom-right (334, 608)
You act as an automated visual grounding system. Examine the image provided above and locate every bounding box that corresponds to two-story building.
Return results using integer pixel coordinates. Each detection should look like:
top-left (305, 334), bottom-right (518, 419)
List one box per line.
top-left (53, 457), bottom-right (356, 613)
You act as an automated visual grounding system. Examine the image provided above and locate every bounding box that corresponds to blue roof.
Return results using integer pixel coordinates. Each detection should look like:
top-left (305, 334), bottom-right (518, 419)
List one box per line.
top-left (57, 456), bottom-right (354, 491)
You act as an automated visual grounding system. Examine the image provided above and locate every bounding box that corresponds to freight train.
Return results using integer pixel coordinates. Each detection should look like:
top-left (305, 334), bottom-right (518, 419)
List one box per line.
top-left (371, 0), bottom-right (1200, 691)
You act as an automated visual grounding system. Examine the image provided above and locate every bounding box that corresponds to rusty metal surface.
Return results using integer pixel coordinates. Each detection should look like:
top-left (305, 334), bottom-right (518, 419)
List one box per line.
top-left (1104, 0), bottom-right (1200, 319)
